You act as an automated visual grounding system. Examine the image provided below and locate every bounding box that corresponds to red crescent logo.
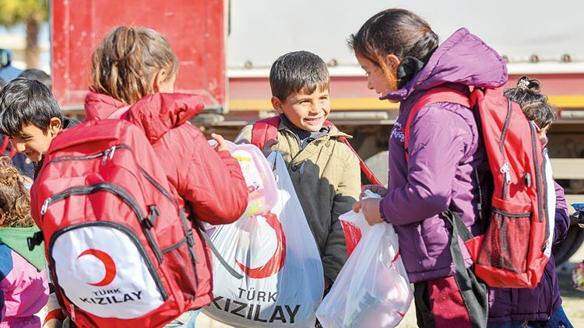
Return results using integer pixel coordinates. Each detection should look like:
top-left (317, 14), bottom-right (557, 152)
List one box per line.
top-left (77, 249), bottom-right (117, 286)
top-left (236, 212), bottom-right (286, 279)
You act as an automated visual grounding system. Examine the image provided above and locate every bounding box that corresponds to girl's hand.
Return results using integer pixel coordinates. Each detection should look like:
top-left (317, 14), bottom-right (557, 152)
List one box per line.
top-left (211, 133), bottom-right (228, 152)
top-left (352, 198), bottom-right (384, 225)
top-left (360, 184), bottom-right (388, 199)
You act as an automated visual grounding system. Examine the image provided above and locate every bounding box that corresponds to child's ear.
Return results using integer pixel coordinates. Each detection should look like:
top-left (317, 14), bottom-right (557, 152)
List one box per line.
top-left (48, 117), bottom-right (62, 137)
top-left (153, 69), bottom-right (169, 93)
top-left (271, 96), bottom-right (284, 114)
top-left (383, 54), bottom-right (401, 71)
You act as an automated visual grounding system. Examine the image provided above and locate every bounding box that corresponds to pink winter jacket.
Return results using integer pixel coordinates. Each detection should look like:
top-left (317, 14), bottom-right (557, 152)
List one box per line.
top-left (0, 244), bottom-right (49, 327)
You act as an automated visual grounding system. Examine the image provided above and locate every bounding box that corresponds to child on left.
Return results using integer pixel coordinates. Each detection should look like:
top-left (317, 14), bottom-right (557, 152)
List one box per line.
top-left (0, 156), bottom-right (49, 327)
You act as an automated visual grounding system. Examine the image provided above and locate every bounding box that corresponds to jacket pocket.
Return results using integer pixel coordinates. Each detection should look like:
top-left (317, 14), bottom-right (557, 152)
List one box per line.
top-left (477, 208), bottom-right (531, 273)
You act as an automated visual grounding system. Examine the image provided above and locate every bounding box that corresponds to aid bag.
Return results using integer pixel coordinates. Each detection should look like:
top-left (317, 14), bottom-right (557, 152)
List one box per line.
top-left (339, 190), bottom-right (379, 256)
top-left (203, 152), bottom-right (324, 327)
top-left (317, 205), bottom-right (412, 328)
top-left (208, 140), bottom-right (278, 216)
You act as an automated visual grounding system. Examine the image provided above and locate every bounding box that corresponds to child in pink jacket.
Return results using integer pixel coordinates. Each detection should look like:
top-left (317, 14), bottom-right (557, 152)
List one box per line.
top-left (0, 156), bottom-right (48, 327)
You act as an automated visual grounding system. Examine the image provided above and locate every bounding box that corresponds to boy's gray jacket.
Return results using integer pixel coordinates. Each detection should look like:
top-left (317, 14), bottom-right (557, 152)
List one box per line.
top-left (236, 122), bottom-right (360, 282)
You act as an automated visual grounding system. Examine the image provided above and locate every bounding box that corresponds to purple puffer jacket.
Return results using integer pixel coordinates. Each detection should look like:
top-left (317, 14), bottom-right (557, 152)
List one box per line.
top-left (379, 28), bottom-right (508, 283)
top-left (488, 182), bottom-right (570, 323)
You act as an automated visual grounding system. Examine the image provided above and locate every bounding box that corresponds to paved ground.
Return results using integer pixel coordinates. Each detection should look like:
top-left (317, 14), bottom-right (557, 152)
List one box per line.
top-left (196, 245), bottom-right (584, 327)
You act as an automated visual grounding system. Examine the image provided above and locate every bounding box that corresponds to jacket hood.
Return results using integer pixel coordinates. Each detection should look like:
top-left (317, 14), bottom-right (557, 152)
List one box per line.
top-left (84, 92), bottom-right (206, 144)
top-left (84, 92), bottom-right (128, 120)
top-left (382, 28), bottom-right (508, 102)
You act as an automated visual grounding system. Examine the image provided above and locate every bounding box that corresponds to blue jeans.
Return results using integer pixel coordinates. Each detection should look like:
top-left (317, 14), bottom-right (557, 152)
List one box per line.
top-left (165, 309), bottom-right (200, 328)
top-left (487, 306), bottom-right (573, 328)
top-left (546, 306), bottom-right (573, 328)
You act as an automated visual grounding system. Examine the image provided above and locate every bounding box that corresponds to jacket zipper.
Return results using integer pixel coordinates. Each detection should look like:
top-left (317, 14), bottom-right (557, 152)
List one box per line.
top-left (474, 169), bottom-right (484, 221)
top-left (499, 99), bottom-right (513, 199)
top-left (41, 183), bottom-right (164, 264)
top-left (49, 221), bottom-right (168, 300)
top-left (529, 123), bottom-right (545, 222)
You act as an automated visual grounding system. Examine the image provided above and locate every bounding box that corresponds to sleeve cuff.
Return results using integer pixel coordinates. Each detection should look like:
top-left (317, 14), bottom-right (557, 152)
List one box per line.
top-left (379, 198), bottom-right (389, 223)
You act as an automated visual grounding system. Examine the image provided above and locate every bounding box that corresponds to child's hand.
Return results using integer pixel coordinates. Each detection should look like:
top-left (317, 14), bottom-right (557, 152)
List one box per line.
top-left (360, 184), bottom-right (388, 199)
top-left (211, 133), bottom-right (228, 152)
top-left (352, 198), bottom-right (383, 225)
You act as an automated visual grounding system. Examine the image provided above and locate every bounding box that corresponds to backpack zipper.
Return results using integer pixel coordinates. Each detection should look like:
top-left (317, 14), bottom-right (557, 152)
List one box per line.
top-left (529, 123), bottom-right (545, 223)
top-left (40, 182), bottom-right (164, 264)
top-left (499, 99), bottom-right (513, 199)
top-left (50, 144), bottom-right (177, 205)
top-left (49, 144), bottom-right (129, 164)
top-left (541, 147), bottom-right (551, 250)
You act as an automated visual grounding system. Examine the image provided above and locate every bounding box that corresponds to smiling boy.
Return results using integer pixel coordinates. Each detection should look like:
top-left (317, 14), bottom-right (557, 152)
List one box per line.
top-left (236, 51), bottom-right (361, 289)
top-left (0, 79), bottom-right (78, 177)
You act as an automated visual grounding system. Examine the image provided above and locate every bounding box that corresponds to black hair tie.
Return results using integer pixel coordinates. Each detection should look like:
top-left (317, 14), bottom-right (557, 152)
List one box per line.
top-left (397, 56), bottom-right (426, 88)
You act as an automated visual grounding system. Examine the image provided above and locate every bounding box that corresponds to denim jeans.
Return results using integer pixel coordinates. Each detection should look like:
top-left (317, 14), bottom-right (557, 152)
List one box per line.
top-left (487, 306), bottom-right (573, 328)
top-left (164, 309), bottom-right (200, 328)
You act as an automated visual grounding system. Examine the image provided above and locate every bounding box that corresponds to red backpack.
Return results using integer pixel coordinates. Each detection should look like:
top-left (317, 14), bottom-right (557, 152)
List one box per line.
top-left (404, 86), bottom-right (551, 288)
top-left (251, 116), bottom-right (382, 186)
top-left (30, 119), bottom-right (205, 327)
top-left (0, 135), bottom-right (17, 158)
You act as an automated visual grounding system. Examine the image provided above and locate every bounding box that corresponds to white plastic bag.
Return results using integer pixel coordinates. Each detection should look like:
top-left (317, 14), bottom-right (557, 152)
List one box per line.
top-left (208, 140), bottom-right (278, 216)
top-left (339, 190), bottom-right (380, 256)
top-left (316, 206), bottom-right (413, 328)
top-left (203, 152), bottom-right (324, 328)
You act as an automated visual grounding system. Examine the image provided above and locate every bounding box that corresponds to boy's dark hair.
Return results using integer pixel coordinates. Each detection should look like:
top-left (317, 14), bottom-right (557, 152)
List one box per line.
top-left (0, 78), bottom-right (63, 137)
top-left (269, 51), bottom-right (329, 100)
top-left (349, 8), bottom-right (439, 88)
top-left (504, 76), bottom-right (555, 129)
top-left (0, 78), bottom-right (6, 89)
top-left (18, 68), bottom-right (52, 89)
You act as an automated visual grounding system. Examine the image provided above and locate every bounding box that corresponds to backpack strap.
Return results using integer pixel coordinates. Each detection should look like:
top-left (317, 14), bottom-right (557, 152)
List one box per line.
top-left (252, 117), bottom-right (382, 186)
top-left (443, 210), bottom-right (488, 328)
top-left (250, 116), bottom-right (281, 151)
top-left (403, 87), bottom-right (473, 160)
top-left (334, 132), bottom-right (383, 186)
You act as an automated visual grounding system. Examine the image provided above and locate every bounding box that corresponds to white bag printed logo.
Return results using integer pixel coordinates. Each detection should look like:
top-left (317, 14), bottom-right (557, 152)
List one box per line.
top-left (52, 225), bottom-right (164, 319)
top-left (204, 152), bottom-right (324, 327)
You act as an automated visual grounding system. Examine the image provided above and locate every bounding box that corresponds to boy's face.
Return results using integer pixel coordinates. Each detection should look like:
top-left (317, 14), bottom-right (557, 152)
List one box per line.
top-left (11, 118), bottom-right (62, 163)
top-left (272, 87), bottom-right (331, 132)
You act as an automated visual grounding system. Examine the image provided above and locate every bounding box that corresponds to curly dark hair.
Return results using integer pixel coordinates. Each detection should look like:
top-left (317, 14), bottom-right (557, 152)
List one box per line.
top-left (0, 156), bottom-right (33, 227)
top-left (504, 76), bottom-right (555, 130)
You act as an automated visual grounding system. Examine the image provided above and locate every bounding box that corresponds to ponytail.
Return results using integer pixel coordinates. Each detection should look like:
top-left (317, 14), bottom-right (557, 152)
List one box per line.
top-left (349, 8), bottom-right (439, 87)
top-left (504, 76), bottom-right (555, 129)
top-left (90, 26), bottom-right (178, 105)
